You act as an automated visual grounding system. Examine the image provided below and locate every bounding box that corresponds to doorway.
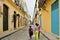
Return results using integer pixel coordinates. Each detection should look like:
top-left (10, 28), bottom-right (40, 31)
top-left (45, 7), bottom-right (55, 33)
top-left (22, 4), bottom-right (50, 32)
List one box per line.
top-left (51, 0), bottom-right (59, 35)
top-left (13, 11), bottom-right (16, 29)
top-left (40, 14), bottom-right (42, 27)
top-left (17, 14), bottom-right (20, 27)
top-left (3, 4), bottom-right (8, 31)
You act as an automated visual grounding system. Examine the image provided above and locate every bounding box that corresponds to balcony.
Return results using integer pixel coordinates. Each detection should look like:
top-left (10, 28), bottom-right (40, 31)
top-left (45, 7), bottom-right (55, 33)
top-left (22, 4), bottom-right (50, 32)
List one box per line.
top-left (38, 0), bottom-right (46, 8)
top-left (12, 0), bottom-right (19, 6)
top-left (19, 4), bottom-right (26, 13)
top-left (12, 0), bottom-right (26, 13)
top-left (38, 0), bottom-right (46, 10)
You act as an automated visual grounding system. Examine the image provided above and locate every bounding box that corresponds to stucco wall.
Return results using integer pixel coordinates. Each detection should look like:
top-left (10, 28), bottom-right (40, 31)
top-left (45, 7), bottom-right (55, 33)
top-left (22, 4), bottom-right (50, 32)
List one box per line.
top-left (0, 0), bottom-right (25, 34)
top-left (40, 0), bottom-right (53, 33)
top-left (40, 0), bottom-right (60, 38)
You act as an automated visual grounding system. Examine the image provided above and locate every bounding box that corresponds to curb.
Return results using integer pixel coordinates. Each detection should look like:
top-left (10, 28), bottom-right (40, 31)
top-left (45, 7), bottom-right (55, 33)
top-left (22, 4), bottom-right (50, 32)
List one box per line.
top-left (40, 31), bottom-right (59, 40)
top-left (0, 26), bottom-right (25, 40)
top-left (40, 31), bottom-right (50, 40)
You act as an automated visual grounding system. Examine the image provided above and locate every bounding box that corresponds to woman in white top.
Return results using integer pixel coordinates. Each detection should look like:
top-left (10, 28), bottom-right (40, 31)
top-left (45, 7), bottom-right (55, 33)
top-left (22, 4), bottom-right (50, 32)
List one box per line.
top-left (34, 23), bottom-right (38, 40)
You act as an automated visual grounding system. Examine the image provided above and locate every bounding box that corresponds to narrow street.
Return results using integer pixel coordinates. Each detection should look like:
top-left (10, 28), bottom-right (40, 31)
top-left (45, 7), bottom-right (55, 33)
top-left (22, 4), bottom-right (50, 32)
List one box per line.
top-left (0, 0), bottom-right (60, 40)
top-left (1, 26), bottom-right (48, 40)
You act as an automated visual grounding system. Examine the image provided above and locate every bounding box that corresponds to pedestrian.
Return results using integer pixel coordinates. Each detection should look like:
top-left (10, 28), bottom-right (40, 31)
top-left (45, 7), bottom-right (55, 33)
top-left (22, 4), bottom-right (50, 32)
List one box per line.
top-left (38, 24), bottom-right (40, 38)
top-left (34, 23), bottom-right (38, 40)
top-left (29, 26), bottom-right (33, 40)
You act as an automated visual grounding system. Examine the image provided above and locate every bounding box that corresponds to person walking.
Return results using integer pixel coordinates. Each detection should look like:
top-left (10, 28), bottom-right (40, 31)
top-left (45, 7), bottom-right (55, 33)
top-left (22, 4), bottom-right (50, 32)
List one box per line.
top-left (38, 24), bottom-right (40, 38)
top-left (34, 23), bottom-right (38, 40)
top-left (29, 26), bottom-right (33, 40)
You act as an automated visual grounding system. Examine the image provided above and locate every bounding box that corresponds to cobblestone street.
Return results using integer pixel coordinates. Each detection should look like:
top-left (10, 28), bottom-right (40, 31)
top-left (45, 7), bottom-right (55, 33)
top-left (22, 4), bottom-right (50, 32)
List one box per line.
top-left (1, 27), bottom-right (48, 40)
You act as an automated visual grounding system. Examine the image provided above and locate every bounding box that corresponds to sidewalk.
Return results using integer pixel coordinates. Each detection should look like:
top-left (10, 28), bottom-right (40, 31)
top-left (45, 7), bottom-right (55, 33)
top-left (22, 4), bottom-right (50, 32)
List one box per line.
top-left (0, 26), bottom-right (25, 39)
top-left (41, 29), bottom-right (59, 40)
top-left (0, 26), bottom-right (59, 40)
top-left (0, 26), bottom-right (48, 40)
top-left (0, 26), bottom-right (30, 40)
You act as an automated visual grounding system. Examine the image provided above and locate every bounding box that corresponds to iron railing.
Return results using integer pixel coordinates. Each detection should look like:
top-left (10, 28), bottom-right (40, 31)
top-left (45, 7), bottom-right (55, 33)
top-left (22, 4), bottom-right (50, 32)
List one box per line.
top-left (38, 0), bottom-right (46, 10)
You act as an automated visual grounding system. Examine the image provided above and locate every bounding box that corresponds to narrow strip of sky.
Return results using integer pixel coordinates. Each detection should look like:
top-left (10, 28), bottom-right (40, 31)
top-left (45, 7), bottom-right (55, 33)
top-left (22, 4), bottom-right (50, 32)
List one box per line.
top-left (24, 0), bottom-right (36, 20)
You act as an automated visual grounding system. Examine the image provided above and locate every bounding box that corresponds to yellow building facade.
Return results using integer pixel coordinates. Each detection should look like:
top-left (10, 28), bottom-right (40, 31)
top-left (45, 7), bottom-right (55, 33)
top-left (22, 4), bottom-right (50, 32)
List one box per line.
top-left (40, 0), bottom-right (54, 33)
top-left (34, 0), bottom-right (60, 39)
top-left (0, 0), bottom-right (28, 34)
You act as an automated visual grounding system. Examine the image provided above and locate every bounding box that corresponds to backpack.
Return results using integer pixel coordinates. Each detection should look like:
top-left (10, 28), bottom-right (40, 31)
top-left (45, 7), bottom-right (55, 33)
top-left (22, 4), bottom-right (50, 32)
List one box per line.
top-left (38, 26), bottom-right (40, 32)
top-left (29, 28), bottom-right (33, 33)
top-left (29, 28), bottom-right (33, 35)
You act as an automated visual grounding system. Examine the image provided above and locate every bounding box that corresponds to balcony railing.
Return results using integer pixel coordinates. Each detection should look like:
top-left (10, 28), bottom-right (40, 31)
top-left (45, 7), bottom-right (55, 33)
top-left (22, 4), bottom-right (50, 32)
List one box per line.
top-left (38, 0), bottom-right (46, 8)
top-left (38, 0), bottom-right (46, 10)
top-left (19, 4), bottom-right (26, 13)
top-left (12, 0), bottom-right (20, 6)
top-left (12, 0), bottom-right (26, 13)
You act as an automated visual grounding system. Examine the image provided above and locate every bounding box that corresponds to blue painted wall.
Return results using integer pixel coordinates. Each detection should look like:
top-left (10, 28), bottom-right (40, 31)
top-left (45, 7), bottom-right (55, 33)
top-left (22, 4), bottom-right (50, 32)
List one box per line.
top-left (51, 0), bottom-right (59, 35)
top-left (40, 14), bottom-right (42, 27)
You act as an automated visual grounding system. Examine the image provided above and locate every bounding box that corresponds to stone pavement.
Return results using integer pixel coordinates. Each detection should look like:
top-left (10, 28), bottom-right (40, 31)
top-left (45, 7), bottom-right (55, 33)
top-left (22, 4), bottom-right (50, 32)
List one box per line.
top-left (41, 29), bottom-right (59, 40)
top-left (0, 26), bottom-right (48, 40)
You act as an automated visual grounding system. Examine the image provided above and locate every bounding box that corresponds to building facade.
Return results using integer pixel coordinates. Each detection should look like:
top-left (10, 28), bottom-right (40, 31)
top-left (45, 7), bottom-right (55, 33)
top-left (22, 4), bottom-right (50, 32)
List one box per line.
top-left (34, 0), bottom-right (60, 39)
top-left (0, 0), bottom-right (28, 34)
